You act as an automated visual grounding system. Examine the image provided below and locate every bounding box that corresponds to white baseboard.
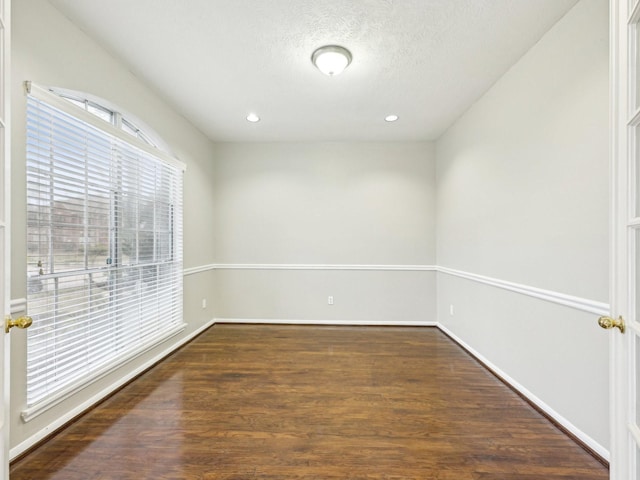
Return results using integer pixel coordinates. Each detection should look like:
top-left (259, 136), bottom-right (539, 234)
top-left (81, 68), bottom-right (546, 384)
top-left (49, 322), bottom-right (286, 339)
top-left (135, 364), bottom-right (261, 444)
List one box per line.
top-left (437, 323), bottom-right (610, 462)
top-left (9, 318), bottom-right (216, 461)
top-left (215, 318), bottom-right (437, 327)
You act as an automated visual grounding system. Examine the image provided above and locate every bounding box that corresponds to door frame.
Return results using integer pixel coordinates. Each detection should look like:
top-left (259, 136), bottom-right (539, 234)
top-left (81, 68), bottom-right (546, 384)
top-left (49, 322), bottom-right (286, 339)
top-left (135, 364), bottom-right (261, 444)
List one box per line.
top-left (609, 0), bottom-right (639, 478)
top-left (1, 0), bottom-right (10, 477)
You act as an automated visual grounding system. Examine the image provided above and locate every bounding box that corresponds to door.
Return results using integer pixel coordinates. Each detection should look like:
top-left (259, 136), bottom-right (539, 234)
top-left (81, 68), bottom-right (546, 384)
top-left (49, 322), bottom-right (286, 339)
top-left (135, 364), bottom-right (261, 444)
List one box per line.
top-left (609, 0), bottom-right (640, 478)
top-left (0, 0), bottom-right (8, 478)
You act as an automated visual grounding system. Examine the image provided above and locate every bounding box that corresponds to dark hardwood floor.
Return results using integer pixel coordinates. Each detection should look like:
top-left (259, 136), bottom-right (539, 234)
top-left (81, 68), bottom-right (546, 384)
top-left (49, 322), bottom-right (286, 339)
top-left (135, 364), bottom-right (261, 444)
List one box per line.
top-left (10, 325), bottom-right (608, 479)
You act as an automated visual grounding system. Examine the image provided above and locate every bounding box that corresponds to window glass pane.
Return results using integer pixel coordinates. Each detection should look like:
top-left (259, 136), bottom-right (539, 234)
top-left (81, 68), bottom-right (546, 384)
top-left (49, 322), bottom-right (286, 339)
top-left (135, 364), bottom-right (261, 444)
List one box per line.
top-left (118, 230), bottom-right (135, 266)
top-left (137, 130), bottom-right (156, 147)
top-left (635, 22), bottom-right (640, 112)
top-left (0, 33), bottom-right (4, 120)
top-left (62, 96), bottom-right (85, 110)
top-left (121, 119), bottom-right (137, 137)
top-left (87, 189), bottom-right (110, 269)
top-left (636, 124), bottom-right (640, 217)
top-left (0, 127), bottom-right (4, 224)
top-left (56, 91), bottom-right (162, 153)
top-left (637, 229), bottom-right (640, 328)
top-left (25, 92), bottom-right (183, 407)
top-left (87, 103), bottom-right (113, 124)
top-left (636, 332), bottom-right (640, 426)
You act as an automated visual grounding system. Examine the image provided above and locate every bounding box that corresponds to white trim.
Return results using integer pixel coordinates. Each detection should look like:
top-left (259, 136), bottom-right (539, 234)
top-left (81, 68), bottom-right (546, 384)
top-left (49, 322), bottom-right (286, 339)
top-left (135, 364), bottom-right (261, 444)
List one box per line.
top-left (184, 263), bottom-right (436, 275)
top-left (214, 263), bottom-right (436, 271)
top-left (609, 0), bottom-right (629, 478)
top-left (610, 0), bottom-right (636, 477)
top-left (10, 318), bottom-right (216, 460)
top-left (183, 263), bottom-right (218, 276)
top-left (9, 298), bottom-right (26, 315)
top-left (2, 2), bottom-right (10, 477)
top-left (215, 318), bottom-right (436, 327)
top-left (437, 323), bottom-right (610, 461)
top-left (20, 323), bottom-right (188, 423)
top-left (25, 82), bottom-right (186, 172)
top-left (183, 263), bottom-right (609, 316)
top-left (438, 266), bottom-right (610, 316)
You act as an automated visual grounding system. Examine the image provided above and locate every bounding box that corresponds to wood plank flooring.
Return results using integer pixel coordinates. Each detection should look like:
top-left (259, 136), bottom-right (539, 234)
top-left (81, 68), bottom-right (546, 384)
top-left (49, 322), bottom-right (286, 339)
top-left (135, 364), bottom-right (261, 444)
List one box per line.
top-left (10, 325), bottom-right (608, 480)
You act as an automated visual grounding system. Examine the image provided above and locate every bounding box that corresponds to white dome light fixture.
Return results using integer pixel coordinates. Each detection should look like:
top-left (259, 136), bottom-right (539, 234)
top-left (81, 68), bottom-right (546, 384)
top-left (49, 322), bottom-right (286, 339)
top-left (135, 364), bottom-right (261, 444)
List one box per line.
top-left (385, 115), bottom-right (399, 122)
top-left (311, 45), bottom-right (352, 76)
top-left (246, 113), bottom-right (260, 123)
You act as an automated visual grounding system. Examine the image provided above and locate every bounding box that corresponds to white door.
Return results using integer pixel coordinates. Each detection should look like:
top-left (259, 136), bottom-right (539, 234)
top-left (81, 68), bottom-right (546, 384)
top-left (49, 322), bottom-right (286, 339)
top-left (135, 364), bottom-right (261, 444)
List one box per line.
top-left (0, 0), bottom-right (8, 478)
top-left (608, 0), bottom-right (640, 479)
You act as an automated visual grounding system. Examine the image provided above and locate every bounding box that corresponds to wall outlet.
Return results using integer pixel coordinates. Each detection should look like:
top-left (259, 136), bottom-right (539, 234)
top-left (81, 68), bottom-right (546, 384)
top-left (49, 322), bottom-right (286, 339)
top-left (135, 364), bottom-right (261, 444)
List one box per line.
top-left (202, 298), bottom-right (207, 309)
top-left (328, 296), bottom-right (334, 305)
top-left (449, 304), bottom-right (454, 316)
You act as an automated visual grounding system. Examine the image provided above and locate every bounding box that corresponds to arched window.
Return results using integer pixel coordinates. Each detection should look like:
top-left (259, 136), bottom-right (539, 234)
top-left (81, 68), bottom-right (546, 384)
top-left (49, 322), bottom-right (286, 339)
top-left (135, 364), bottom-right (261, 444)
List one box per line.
top-left (23, 83), bottom-right (185, 418)
top-left (52, 88), bottom-right (171, 151)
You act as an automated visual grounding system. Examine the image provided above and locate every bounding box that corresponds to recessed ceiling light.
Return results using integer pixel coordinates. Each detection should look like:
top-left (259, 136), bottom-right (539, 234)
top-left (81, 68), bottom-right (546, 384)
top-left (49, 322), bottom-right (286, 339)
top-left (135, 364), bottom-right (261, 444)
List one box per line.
top-left (385, 115), bottom-right (399, 122)
top-left (311, 45), bottom-right (352, 76)
top-left (246, 113), bottom-right (260, 123)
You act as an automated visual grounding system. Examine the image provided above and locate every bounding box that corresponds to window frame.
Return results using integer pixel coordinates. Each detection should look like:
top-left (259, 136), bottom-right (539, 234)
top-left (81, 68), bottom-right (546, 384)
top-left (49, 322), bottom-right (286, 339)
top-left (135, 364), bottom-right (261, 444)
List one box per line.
top-left (22, 82), bottom-right (186, 421)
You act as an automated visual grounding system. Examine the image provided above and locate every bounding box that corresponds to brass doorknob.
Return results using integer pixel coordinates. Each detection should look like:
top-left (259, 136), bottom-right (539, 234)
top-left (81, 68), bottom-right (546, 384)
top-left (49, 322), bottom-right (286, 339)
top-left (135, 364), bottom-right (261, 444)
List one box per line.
top-left (5, 315), bottom-right (33, 333)
top-left (598, 315), bottom-right (625, 334)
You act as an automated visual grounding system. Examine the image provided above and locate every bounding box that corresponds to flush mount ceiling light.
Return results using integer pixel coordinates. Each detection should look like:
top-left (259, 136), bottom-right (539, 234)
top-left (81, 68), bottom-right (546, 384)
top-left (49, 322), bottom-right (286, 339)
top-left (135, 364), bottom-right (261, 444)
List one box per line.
top-left (246, 113), bottom-right (260, 123)
top-left (311, 45), bottom-right (352, 76)
top-left (385, 115), bottom-right (399, 122)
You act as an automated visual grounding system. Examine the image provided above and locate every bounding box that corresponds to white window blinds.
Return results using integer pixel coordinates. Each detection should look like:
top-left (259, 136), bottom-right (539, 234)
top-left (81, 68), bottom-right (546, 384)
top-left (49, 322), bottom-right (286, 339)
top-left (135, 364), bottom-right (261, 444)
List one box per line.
top-left (25, 86), bottom-right (184, 411)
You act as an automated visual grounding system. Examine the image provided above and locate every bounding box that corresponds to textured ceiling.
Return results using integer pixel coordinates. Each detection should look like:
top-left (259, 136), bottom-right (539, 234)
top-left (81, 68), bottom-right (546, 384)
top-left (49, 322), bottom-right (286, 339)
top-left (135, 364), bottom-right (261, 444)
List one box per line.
top-left (48, 0), bottom-right (578, 142)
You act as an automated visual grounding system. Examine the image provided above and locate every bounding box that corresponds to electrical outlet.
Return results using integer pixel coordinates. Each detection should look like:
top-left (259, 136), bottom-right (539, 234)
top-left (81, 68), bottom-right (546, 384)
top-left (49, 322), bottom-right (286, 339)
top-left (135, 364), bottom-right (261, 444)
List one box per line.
top-left (328, 296), bottom-right (334, 305)
top-left (202, 299), bottom-right (207, 309)
top-left (449, 304), bottom-right (454, 316)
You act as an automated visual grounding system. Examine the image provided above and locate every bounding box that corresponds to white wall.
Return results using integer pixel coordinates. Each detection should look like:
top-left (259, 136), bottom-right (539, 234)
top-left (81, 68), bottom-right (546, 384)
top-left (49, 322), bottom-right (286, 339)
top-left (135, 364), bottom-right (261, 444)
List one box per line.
top-left (10, 0), bottom-right (217, 455)
top-left (212, 142), bottom-right (436, 323)
top-left (436, 0), bottom-right (609, 453)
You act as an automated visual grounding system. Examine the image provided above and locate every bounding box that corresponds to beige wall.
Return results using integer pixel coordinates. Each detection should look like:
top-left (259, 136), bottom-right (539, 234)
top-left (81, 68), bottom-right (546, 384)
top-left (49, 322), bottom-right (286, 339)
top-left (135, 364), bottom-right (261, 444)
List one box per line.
top-left (212, 142), bottom-right (437, 323)
top-left (213, 142), bottom-right (435, 264)
top-left (10, 0), bottom-right (217, 454)
top-left (436, 0), bottom-right (609, 451)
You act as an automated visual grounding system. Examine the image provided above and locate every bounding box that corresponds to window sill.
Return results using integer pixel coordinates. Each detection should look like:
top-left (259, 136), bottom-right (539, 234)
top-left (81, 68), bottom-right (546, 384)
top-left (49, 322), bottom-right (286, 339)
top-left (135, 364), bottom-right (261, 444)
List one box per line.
top-left (21, 322), bottom-right (187, 423)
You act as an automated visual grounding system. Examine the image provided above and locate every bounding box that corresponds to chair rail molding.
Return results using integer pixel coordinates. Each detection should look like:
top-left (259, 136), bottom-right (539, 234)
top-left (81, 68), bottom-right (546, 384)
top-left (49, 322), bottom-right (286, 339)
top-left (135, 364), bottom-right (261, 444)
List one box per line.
top-left (182, 263), bottom-right (609, 317)
top-left (183, 263), bottom-right (437, 275)
top-left (437, 266), bottom-right (609, 316)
